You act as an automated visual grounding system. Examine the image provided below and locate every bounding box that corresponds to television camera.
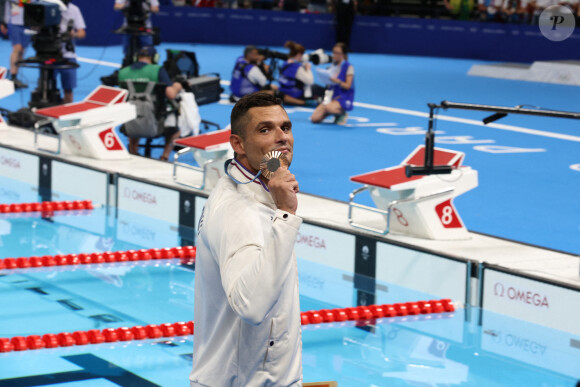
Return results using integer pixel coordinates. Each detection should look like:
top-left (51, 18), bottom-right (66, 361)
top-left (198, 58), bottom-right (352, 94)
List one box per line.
top-left (115, 0), bottom-right (160, 67)
top-left (101, 0), bottom-right (161, 86)
top-left (258, 47), bottom-right (334, 65)
top-left (19, 0), bottom-right (79, 109)
top-left (256, 47), bottom-right (333, 82)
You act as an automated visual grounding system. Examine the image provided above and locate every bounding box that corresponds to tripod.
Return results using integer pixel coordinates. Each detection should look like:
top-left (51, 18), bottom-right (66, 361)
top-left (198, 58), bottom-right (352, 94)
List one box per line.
top-left (19, 59), bottom-right (79, 109)
top-left (101, 26), bottom-right (158, 87)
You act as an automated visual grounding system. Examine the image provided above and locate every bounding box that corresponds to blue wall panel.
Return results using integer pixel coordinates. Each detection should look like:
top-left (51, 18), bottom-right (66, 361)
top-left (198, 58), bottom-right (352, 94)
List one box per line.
top-left (74, 0), bottom-right (580, 63)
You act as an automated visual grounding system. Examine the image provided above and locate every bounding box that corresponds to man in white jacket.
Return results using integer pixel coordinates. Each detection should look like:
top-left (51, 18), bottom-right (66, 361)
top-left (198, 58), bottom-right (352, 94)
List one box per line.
top-left (190, 92), bottom-right (303, 387)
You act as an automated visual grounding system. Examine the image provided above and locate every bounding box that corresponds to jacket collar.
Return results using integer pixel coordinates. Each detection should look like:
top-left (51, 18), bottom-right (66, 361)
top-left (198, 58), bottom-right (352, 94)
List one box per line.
top-left (228, 159), bottom-right (276, 210)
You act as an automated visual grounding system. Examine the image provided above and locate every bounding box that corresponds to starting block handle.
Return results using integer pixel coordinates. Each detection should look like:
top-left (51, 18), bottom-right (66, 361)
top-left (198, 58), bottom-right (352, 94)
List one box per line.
top-left (348, 186), bottom-right (391, 235)
top-left (173, 147), bottom-right (223, 190)
top-left (348, 186), bottom-right (455, 235)
top-left (34, 124), bottom-right (62, 155)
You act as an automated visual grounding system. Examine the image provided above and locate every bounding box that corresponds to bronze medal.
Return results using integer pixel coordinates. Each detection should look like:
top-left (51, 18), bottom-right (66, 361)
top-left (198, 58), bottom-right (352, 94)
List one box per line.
top-left (260, 150), bottom-right (289, 179)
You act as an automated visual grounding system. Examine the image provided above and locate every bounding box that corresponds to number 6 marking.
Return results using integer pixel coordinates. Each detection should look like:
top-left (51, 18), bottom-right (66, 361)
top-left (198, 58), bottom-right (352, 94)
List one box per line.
top-left (103, 132), bottom-right (115, 149)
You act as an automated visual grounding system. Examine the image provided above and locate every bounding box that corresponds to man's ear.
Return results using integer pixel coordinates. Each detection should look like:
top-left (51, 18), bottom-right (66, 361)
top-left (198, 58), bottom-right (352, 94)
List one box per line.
top-left (230, 134), bottom-right (245, 156)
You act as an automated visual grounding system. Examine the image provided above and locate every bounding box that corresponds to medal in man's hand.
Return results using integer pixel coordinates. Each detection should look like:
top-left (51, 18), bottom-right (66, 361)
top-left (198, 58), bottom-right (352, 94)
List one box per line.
top-left (260, 151), bottom-right (289, 180)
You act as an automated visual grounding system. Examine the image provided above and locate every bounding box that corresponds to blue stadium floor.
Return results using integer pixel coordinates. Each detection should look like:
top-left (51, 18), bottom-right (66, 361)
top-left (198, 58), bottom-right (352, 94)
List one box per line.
top-left (1, 40), bottom-right (579, 255)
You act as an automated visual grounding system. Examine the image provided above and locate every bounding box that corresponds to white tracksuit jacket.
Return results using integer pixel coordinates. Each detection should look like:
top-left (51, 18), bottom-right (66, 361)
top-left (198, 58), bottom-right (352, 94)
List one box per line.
top-left (190, 160), bottom-right (303, 387)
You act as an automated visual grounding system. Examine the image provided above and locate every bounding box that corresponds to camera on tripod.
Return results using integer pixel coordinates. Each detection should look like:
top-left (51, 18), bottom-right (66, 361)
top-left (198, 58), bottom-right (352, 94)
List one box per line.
top-left (23, 0), bottom-right (72, 63)
top-left (17, 0), bottom-right (79, 110)
top-left (123, 0), bottom-right (150, 31)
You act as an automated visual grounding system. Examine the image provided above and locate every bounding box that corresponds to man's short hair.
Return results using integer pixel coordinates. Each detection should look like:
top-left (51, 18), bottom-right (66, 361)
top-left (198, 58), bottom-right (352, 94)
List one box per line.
top-left (231, 92), bottom-right (283, 139)
top-left (244, 45), bottom-right (258, 58)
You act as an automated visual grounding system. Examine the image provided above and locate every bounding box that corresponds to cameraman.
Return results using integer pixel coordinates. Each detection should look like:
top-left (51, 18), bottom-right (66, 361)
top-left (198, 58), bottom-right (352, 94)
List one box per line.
top-left (310, 42), bottom-right (354, 125)
top-left (118, 46), bottom-right (183, 161)
top-left (277, 41), bottom-right (324, 107)
top-left (55, 0), bottom-right (85, 104)
top-left (114, 0), bottom-right (159, 56)
top-left (229, 45), bottom-right (278, 102)
top-left (1, 0), bottom-right (32, 89)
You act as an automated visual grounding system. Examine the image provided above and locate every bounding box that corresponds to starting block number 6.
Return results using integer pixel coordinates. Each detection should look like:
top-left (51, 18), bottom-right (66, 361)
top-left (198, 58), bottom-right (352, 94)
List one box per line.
top-left (435, 200), bottom-right (462, 229)
top-left (103, 132), bottom-right (116, 149)
top-left (98, 128), bottom-right (123, 151)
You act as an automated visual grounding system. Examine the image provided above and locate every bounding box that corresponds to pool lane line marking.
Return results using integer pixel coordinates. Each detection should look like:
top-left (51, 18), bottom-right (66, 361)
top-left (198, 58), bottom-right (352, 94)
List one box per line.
top-left (354, 101), bottom-right (580, 143)
top-left (77, 57), bottom-right (122, 69)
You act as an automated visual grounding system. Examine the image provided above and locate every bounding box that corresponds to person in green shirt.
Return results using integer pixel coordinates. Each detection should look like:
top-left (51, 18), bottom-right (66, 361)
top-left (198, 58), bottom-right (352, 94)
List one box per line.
top-left (118, 46), bottom-right (183, 161)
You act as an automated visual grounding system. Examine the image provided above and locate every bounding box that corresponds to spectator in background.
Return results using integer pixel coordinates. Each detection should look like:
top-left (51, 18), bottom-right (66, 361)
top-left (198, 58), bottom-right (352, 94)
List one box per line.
top-left (252, 0), bottom-right (274, 9)
top-left (332, 0), bottom-right (357, 47)
top-left (529, 0), bottom-right (557, 23)
top-left (500, 0), bottom-right (528, 23)
top-left (308, 0), bottom-right (329, 12)
top-left (443, 0), bottom-right (475, 19)
top-left (277, 41), bottom-right (324, 107)
top-left (310, 42), bottom-right (354, 125)
top-left (55, 0), bottom-right (86, 104)
top-left (1, 0), bottom-right (31, 88)
top-left (230, 45), bottom-right (278, 102)
top-left (474, 0), bottom-right (505, 21)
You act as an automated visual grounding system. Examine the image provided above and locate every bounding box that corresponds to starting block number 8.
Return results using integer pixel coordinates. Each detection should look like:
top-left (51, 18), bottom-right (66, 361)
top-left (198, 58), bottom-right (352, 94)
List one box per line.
top-left (435, 200), bottom-right (462, 228)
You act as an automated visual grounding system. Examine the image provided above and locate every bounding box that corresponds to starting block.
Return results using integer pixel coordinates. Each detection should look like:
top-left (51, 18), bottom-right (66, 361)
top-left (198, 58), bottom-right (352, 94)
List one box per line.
top-left (33, 85), bottom-right (136, 159)
top-left (173, 129), bottom-right (233, 190)
top-left (348, 145), bottom-right (478, 240)
top-left (0, 67), bottom-right (14, 130)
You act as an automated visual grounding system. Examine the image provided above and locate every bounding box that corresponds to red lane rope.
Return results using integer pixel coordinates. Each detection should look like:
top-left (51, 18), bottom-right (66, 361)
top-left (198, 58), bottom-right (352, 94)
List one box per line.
top-left (0, 299), bottom-right (455, 353)
top-left (0, 246), bottom-right (196, 270)
top-left (0, 200), bottom-right (94, 214)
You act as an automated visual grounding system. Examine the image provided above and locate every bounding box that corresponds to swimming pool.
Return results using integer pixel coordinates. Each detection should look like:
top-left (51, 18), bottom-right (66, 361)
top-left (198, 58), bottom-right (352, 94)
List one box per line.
top-left (1, 175), bottom-right (580, 386)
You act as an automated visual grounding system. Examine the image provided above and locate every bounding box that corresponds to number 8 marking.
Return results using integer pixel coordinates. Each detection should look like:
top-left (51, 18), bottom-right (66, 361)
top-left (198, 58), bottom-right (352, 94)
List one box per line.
top-left (392, 208), bottom-right (409, 227)
top-left (441, 205), bottom-right (453, 225)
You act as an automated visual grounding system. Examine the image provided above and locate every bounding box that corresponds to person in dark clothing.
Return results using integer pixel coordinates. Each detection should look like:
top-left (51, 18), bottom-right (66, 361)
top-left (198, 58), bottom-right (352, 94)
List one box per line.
top-left (332, 0), bottom-right (357, 47)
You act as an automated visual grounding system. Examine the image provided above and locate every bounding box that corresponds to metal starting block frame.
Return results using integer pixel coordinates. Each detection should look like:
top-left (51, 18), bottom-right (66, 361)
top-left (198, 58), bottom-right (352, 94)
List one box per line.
top-left (33, 86), bottom-right (136, 160)
top-left (173, 129), bottom-right (233, 190)
top-left (348, 145), bottom-right (478, 240)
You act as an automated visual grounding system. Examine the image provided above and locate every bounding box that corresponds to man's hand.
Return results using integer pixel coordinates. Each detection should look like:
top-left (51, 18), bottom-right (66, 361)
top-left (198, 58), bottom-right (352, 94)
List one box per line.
top-left (268, 167), bottom-right (299, 215)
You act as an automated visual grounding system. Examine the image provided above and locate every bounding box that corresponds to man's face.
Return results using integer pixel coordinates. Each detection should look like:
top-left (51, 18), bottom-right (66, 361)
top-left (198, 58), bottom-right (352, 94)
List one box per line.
top-left (231, 105), bottom-right (294, 176)
top-left (247, 49), bottom-right (265, 64)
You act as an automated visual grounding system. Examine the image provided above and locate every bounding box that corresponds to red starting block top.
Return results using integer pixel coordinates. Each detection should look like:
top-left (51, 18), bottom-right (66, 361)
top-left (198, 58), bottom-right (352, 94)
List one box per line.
top-left (35, 86), bottom-right (128, 118)
top-left (175, 130), bottom-right (231, 150)
top-left (35, 102), bottom-right (103, 118)
top-left (87, 86), bottom-right (126, 105)
top-left (350, 166), bottom-right (422, 189)
top-left (404, 145), bottom-right (464, 168)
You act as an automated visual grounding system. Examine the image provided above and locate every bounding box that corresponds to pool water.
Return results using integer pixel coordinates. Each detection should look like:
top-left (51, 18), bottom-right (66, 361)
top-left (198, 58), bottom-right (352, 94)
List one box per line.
top-left (1, 180), bottom-right (580, 386)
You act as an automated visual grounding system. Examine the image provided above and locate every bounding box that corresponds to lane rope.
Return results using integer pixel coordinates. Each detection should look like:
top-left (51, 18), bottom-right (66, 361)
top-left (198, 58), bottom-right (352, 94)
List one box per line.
top-left (0, 246), bottom-right (196, 270)
top-left (0, 299), bottom-right (455, 352)
top-left (0, 200), bottom-right (94, 216)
